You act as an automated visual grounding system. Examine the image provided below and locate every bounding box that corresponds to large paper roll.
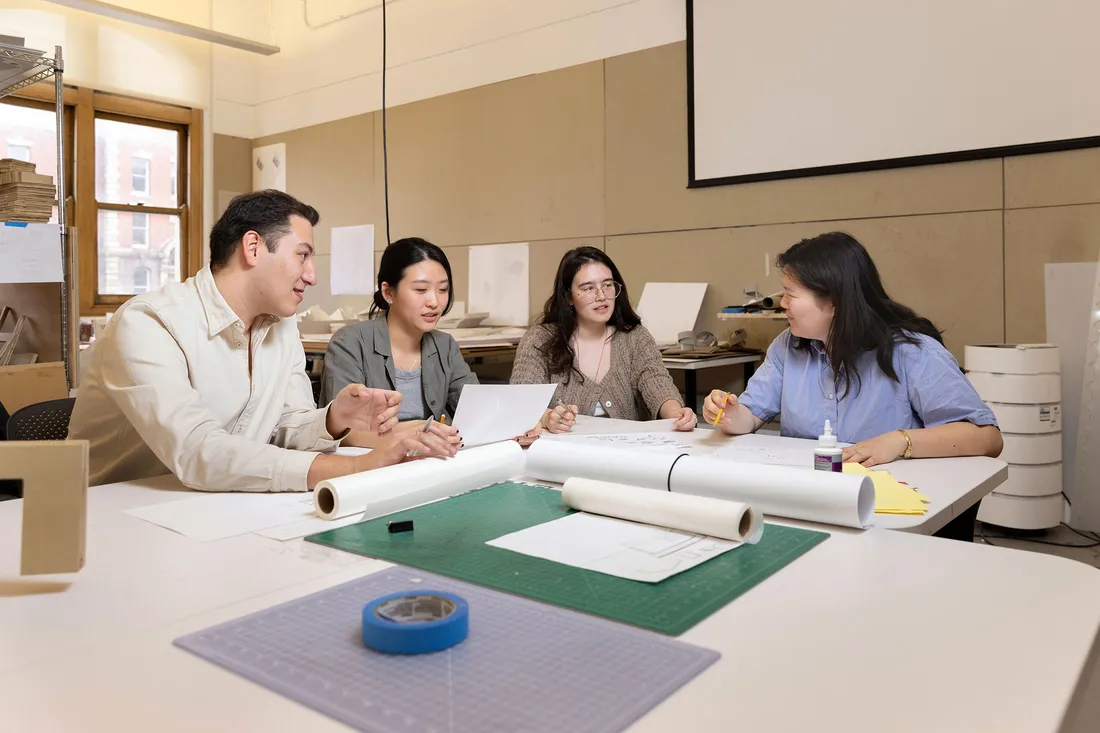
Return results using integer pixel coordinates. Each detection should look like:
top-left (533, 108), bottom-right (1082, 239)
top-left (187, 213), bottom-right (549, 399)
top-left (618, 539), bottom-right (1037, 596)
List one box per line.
top-left (526, 441), bottom-right (874, 529)
top-left (993, 462), bottom-right (1063, 498)
top-left (314, 441), bottom-right (525, 520)
top-left (525, 439), bottom-right (682, 490)
top-left (964, 344), bottom-right (1060, 375)
top-left (966, 372), bottom-right (1061, 403)
top-left (988, 402), bottom-right (1061, 434)
top-left (1000, 432), bottom-right (1062, 465)
top-left (979, 492), bottom-right (1063, 530)
top-left (670, 456), bottom-right (874, 529)
top-left (561, 477), bottom-right (763, 543)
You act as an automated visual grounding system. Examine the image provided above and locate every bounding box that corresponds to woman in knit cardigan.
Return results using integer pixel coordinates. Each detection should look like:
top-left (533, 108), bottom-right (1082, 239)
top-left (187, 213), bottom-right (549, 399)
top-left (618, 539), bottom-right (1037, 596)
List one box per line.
top-left (510, 246), bottom-right (697, 438)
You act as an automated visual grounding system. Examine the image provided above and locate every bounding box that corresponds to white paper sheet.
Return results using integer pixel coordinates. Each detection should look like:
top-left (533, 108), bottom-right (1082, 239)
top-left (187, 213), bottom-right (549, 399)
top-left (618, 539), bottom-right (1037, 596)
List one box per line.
top-left (568, 415), bottom-right (678, 435)
top-left (636, 282), bottom-right (708, 346)
top-left (468, 243), bottom-right (529, 326)
top-left (451, 383), bottom-right (557, 448)
top-left (525, 440), bottom-right (874, 529)
top-left (713, 433), bottom-right (838, 467)
top-left (487, 513), bottom-right (738, 583)
top-left (546, 432), bottom-right (691, 451)
top-left (126, 492), bottom-right (319, 542)
top-left (252, 143), bottom-right (286, 192)
top-left (314, 441), bottom-right (525, 520)
top-left (330, 224), bottom-right (375, 296)
top-left (0, 223), bottom-right (62, 284)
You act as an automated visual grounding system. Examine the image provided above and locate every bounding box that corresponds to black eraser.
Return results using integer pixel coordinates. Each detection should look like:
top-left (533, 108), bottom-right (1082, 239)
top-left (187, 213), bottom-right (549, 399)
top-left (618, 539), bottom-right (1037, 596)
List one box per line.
top-left (387, 520), bottom-right (414, 533)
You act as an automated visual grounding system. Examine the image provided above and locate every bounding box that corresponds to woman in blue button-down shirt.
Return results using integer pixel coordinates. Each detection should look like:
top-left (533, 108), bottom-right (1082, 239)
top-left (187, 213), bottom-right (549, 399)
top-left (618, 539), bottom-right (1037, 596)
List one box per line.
top-left (703, 232), bottom-right (1003, 469)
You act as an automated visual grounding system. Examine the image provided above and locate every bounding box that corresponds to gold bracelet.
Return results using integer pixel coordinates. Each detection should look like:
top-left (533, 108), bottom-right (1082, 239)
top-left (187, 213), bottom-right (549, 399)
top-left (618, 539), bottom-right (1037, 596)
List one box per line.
top-left (898, 429), bottom-right (914, 459)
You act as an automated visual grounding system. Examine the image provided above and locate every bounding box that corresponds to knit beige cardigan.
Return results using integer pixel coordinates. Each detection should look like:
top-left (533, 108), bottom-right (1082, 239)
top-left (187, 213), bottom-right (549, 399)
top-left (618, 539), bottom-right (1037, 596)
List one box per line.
top-left (509, 323), bottom-right (683, 421)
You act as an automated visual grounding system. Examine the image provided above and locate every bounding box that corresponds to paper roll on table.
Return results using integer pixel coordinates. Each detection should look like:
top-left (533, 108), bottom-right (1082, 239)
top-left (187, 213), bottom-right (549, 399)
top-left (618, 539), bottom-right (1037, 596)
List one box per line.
top-left (562, 477), bottom-right (763, 543)
top-left (314, 441), bottom-right (525, 520)
top-left (526, 441), bottom-right (874, 529)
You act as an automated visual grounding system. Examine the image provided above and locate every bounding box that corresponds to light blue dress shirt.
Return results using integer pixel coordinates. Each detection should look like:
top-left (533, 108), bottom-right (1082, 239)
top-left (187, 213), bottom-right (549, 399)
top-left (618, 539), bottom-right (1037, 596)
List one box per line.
top-left (739, 329), bottom-right (997, 443)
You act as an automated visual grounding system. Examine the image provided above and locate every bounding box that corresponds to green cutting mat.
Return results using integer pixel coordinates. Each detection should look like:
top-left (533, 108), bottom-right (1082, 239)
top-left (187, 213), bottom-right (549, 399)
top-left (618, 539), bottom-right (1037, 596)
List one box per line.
top-left (306, 482), bottom-right (828, 636)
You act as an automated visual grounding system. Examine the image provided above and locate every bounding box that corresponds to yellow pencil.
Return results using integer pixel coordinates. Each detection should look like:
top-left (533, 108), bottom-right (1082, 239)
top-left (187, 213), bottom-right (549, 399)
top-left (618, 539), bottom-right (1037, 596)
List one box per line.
top-left (712, 393), bottom-right (730, 427)
top-left (440, 415), bottom-right (447, 425)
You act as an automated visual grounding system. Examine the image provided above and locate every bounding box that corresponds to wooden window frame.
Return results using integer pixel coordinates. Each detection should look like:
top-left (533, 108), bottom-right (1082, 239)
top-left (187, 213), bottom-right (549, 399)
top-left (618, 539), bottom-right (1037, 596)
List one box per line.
top-left (12, 84), bottom-right (203, 315)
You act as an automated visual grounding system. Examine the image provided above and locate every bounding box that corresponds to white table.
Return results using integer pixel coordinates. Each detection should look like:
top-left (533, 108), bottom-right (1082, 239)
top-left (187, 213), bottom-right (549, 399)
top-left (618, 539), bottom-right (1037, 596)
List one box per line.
top-left (2, 479), bottom-right (1099, 732)
top-left (661, 353), bottom-right (762, 410)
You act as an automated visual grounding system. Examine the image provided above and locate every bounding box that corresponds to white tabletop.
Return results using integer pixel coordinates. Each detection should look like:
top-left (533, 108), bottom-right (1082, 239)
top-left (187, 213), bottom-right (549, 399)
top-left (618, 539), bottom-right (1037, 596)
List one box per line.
top-left (661, 354), bottom-right (761, 370)
top-left (1, 479), bottom-right (1099, 732)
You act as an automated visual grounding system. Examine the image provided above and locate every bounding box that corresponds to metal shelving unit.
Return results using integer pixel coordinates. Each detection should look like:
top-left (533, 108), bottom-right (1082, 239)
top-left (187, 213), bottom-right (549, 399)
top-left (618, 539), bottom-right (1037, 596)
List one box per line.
top-left (0, 42), bottom-right (75, 388)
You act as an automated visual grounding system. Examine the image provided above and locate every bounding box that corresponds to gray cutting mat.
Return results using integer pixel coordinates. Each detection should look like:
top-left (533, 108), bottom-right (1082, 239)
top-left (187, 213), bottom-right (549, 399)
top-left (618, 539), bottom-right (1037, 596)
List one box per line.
top-left (174, 566), bottom-right (720, 733)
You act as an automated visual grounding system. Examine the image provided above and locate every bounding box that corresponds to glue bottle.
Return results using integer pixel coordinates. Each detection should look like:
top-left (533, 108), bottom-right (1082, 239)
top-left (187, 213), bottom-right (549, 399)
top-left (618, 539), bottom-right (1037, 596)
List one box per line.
top-left (814, 420), bottom-right (842, 472)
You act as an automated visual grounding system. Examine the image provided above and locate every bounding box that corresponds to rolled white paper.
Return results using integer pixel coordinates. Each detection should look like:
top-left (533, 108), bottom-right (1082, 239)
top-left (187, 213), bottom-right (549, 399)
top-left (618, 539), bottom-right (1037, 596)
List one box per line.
top-left (526, 441), bottom-right (874, 529)
top-left (670, 456), bottom-right (874, 529)
top-left (561, 477), bottom-right (763, 544)
top-left (525, 439), bottom-right (681, 489)
top-left (314, 441), bottom-right (524, 520)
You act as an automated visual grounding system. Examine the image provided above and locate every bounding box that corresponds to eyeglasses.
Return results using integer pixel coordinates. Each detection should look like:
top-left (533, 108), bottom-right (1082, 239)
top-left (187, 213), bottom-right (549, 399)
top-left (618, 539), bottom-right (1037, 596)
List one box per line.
top-left (575, 280), bottom-right (622, 303)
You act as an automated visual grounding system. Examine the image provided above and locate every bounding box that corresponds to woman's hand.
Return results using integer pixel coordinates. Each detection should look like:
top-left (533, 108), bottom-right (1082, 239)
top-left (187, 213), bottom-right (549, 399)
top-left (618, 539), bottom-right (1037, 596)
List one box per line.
top-left (672, 406), bottom-right (697, 431)
top-left (702, 390), bottom-right (738, 427)
top-left (392, 419), bottom-right (463, 450)
top-left (543, 403), bottom-right (578, 434)
top-left (513, 425), bottom-right (543, 447)
top-left (843, 431), bottom-right (908, 468)
top-left (361, 429), bottom-right (457, 470)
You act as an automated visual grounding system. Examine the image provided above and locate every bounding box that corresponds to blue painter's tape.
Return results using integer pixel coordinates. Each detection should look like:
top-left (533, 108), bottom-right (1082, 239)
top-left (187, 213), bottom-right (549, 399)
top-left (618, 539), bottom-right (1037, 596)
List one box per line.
top-left (361, 591), bottom-right (469, 655)
top-left (2, 222), bottom-right (29, 227)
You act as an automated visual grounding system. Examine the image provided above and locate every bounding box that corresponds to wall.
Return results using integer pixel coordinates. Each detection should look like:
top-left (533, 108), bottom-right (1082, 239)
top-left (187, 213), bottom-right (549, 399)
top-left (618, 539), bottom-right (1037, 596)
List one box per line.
top-left (220, 42), bottom-right (1100, 375)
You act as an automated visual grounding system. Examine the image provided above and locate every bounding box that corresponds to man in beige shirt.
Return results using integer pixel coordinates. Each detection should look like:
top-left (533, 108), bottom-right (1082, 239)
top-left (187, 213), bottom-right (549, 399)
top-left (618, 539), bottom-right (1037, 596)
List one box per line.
top-left (69, 190), bottom-right (455, 491)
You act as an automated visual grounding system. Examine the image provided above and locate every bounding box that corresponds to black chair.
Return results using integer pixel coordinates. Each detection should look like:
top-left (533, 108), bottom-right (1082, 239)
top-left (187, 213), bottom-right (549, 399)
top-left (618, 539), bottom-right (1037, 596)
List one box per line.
top-left (6, 397), bottom-right (76, 442)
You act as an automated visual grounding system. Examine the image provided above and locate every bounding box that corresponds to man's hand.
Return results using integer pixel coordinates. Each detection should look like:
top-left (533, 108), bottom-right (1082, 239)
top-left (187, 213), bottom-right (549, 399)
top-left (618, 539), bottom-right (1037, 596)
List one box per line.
top-left (327, 384), bottom-right (402, 438)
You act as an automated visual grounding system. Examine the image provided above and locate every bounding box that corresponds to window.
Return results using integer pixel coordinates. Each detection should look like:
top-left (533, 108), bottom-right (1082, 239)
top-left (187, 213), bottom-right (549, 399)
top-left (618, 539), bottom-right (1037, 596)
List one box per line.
top-left (132, 212), bottom-right (149, 247)
top-left (7, 143), bottom-right (31, 161)
top-left (132, 267), bottom-right (150, 293)
top-left (92, 107), bottom-right (195, 305)
top-left (0, 98), bottom-right (72, 225)
top-left (131, 155), bottom-right (150, 195)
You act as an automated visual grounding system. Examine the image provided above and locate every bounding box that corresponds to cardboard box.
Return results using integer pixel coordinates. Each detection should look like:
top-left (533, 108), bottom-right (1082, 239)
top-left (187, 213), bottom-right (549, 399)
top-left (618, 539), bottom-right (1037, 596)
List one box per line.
top-left (0, 361), bottom-right (67, 413)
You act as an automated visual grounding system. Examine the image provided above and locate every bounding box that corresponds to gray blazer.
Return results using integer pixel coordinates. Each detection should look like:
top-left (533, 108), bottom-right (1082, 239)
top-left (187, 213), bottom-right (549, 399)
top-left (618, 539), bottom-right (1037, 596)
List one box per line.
top-left (321, 317), bottom-right (478, 420)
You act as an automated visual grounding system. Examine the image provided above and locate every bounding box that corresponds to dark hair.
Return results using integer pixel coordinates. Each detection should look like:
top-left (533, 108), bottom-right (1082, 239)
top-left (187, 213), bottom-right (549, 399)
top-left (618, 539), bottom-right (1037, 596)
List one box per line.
top-left (369, 237), bottom-right (455, 317)
top-left (537, 246), bottom-right (641, 380)
top-left (209, 190), bottom-right (320, 271)
top-left (777, 231), bottom-right (943, 399)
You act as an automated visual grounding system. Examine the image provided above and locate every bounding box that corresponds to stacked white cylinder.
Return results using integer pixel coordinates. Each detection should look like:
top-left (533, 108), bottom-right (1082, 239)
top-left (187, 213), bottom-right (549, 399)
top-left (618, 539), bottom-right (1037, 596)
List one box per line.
top-left (966, 344), bottom-right (1063, 530)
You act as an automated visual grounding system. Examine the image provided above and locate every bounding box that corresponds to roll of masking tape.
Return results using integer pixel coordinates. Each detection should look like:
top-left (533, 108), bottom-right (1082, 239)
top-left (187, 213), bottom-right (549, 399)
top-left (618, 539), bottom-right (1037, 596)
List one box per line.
top-left (361, 591), bottom-right (469, 655)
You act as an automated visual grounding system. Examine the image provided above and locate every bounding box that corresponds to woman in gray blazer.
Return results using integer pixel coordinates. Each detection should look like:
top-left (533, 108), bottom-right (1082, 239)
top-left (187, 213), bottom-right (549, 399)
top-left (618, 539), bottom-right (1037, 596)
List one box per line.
top-left (323, 238), bottom-right (476, 446)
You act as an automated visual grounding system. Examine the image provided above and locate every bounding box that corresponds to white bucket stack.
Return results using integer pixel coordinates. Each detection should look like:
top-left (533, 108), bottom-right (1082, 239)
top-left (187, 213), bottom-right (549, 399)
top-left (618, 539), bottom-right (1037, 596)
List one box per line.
top-left (966, 344), bottom-right (1063, 530)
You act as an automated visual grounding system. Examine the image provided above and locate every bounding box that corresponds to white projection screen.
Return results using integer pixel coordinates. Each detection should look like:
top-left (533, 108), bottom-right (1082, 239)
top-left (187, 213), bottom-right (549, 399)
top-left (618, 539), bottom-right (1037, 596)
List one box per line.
top-left (688, 0), bottom-right (1100, 186)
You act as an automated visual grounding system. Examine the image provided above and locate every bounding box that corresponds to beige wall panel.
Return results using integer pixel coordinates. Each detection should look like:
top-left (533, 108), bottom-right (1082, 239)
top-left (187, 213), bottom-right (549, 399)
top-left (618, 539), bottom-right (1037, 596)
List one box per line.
top-left (374, 62), bottom-right (605, 247)
top-left (1006, 148), bottom-right (1100, 210)
top-left (608, 211), bottom-right (1003, 361)
top-left (255, 114), bottom-right (376, 256)
top-left (604, 43), bottom-right (1003, 236)
top-left (212, 134), bottom-right (253, 210)
top-left (1005, 203), bottom-right (1100, 343)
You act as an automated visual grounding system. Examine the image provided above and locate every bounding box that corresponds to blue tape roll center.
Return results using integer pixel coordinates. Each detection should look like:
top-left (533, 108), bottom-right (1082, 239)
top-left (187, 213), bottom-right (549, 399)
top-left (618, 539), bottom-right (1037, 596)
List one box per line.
top-left (362, 591), bottom-right (469, 655)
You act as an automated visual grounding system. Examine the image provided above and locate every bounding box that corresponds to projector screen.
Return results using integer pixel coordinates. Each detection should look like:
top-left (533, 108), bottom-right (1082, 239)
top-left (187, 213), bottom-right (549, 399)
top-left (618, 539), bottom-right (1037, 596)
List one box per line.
top-left (688, 0), bottom-right (1100, 187)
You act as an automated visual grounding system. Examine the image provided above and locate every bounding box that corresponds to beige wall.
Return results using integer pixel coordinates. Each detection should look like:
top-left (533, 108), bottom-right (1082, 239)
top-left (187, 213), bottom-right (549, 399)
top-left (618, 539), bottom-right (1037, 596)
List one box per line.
top-left (216, 41), bottom-right (1100, 362)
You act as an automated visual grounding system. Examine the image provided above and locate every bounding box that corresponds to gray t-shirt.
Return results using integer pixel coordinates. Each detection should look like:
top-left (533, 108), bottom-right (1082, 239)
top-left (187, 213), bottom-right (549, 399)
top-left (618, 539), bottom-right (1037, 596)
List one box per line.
top-left (395, 366), bottom-right (429, 421)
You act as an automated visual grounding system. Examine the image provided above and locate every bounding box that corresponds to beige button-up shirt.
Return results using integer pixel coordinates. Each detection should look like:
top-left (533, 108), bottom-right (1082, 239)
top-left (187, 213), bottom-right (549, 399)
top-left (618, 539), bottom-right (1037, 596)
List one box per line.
top-left (69, 266), bottom-right (342, 491)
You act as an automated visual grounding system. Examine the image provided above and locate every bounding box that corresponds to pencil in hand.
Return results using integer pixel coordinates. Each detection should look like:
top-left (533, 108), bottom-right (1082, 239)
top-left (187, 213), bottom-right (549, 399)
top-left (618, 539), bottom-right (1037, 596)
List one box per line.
top-left (712, 393), bottom-right (730, 427)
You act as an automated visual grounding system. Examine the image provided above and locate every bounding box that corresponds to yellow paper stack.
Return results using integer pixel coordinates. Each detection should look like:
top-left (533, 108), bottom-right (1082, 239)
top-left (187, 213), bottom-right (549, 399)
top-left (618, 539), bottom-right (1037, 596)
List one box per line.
top-left (844, 463), bottom-right (929, 515)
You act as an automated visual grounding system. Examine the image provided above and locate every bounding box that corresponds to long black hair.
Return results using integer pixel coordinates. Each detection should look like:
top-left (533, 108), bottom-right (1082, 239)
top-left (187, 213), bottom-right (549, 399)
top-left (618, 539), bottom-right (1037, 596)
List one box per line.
top-left (536, 246), bottom-right (641, 379)
top-left (369, 237), bottom-right (454, 317)
top-left (776, 232), bottom-right (943, 399)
